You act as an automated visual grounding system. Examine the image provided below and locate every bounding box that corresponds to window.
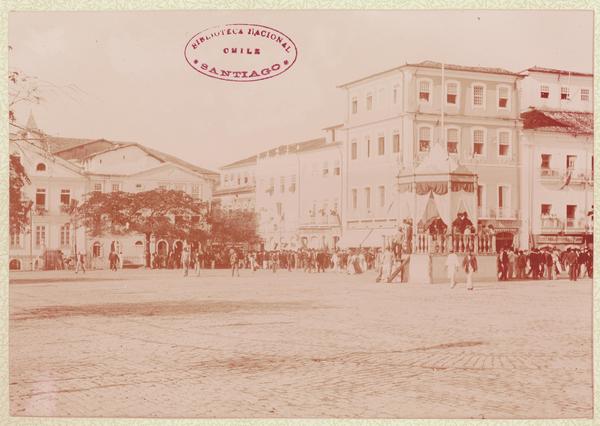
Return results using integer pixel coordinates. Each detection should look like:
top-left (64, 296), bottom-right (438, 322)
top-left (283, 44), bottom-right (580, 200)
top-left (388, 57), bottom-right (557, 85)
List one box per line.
top-left (477, 185), bottom-right (484, 209)
top-left (158, 184), bottom-right (168, 190)
top-left (35, 188), bottom-right (46, 208)
top-left (191, 184), bottom-right (200, 199)
top-left (366, 137), bottom-right (371, 158)
top-left (60, 189), bottom-right (71, 206)
top-left (447, 128), bottom-right (458, 154)
top-left (173, 183), bottom-right (185, 192)
top-left (279, 176), bottom-right (285, 193)
top-left (393, 132), bottom-right (400, 153)
top-left (498, 130), bottom-right (510, 157)
top-left (333, 160), bottom-right (340, 176)
top-left (93, 183), bottom-right (103, 192)
top-left (497, 85), bottom-right (510, 109)
top-left (35, 225), bottom-right (46, 248)
top-left (541, 154), bottom-right (551, 169)
top-left (541, 204), bottom-right (552, 215)
top-left (419, 127), bottom-right (431, 152)
top-left (366, 93), bottom-right (373, 111)
top-left (112, 183), bottom-right (121, 192)
top-left (419, 80), bottom-right (431, 102)
top-left (446, 82), bottom-right (458, 105)
top-left (92, 242), bottom-right (101, 257)
top-left (60, 224), bottom-right (70, 247)
top-left (540, 85), bottom-right (549, 99)
top-left (322, 162), bottom-right (329, 176)
top-left (472, 129), bottom-right (485, 156)
top-left (352, 189), bottom-right (358, 210)
top-left (472, 84), bottom-right (485, 107)
top-left (352, 97), bottom-right (358, 114)
top-left (135, 183), bottom-right (143, 191)
top-left (10, 231), bottom-right (21, 248)
top-left (276, 202), bottom-right (282, 217)
top-left (378, 185), bottom-right (385, 208)
top-left (378, 136), bottom-right (385, 155)
top-left (566, 205), bottom-right (577, 219)
top-left (36, 163), bottom-right (46, 172)
top-left (581, 88), bottom-right (590, 101)
top-left (566, 155), bottom-right (577, 170)
top-left (393, 85), bottom-right (398, 104)
top-left (561, 87), bottom-right (570, 100)
top-left (498, 185), bottom-right (510, 212)
top-left (364, 187), bottom-right (371, 210)
top-left (351, 141), bottom-right (357, 160)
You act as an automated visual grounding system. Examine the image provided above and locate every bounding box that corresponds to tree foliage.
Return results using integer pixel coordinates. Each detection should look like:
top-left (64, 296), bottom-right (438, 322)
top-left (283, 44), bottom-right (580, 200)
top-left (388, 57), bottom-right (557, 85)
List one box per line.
top-left (208, 207), bottom-right (260, 245)
top-left (9, 154), bottom-right (31, 234)
top-left (77, 189), bottom-right (208, 241)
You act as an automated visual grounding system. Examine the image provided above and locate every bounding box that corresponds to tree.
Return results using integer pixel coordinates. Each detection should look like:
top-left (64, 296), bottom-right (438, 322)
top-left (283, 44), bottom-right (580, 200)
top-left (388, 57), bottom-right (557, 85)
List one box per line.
top-left (207, 207), bottom-right (260, 245)
top-left (77, 189), bottom-right (208, 266)
top-left (9, 154), bottom-right (31, 235)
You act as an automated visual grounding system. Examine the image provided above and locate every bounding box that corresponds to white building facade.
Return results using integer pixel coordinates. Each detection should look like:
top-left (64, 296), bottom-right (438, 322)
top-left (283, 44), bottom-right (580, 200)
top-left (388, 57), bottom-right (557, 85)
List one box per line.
top-left (9, 119), bottom-right (218, 270)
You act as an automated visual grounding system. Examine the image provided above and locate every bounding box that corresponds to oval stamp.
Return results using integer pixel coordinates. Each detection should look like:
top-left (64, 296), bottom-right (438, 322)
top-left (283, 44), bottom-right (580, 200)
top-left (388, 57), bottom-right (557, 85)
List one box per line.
top-left (184, 23), bottom-right (298, 82)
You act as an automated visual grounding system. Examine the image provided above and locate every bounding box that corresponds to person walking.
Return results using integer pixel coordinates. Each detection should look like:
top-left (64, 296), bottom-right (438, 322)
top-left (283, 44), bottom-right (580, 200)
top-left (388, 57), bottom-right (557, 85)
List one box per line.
top-left (446, 249), bottom-right (460, 289)
top-left (75, 251), bottom-right (86, 274)
top-left (230, 249), bottom-right (240, 277)
top-left (182, 246), bottom-right (190, 277)
top-left (462, 250), bottom-right (478, 291)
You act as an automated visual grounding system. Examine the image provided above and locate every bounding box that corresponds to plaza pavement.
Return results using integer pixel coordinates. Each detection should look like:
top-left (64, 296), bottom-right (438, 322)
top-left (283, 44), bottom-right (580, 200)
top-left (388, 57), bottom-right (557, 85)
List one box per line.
top-left (8, 268), bottom-right (593, 419)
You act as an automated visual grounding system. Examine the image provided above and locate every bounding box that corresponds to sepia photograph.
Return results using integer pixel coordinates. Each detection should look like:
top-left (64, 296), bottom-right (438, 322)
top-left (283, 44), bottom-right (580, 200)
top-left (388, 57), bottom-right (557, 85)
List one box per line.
top-left (7, 8), bottom-right (594, 419)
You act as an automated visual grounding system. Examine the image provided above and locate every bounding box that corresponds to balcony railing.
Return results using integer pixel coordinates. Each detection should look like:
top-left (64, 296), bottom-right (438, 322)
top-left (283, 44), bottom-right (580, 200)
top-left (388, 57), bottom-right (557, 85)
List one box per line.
top-left (566, 218), bottom-right (587, 230)
top-left (539, 168), bottom-right (592, 184)
top-left (540, 216), bottom-right (563, 230)
top-left (413, 233), bottom-right (496, 255)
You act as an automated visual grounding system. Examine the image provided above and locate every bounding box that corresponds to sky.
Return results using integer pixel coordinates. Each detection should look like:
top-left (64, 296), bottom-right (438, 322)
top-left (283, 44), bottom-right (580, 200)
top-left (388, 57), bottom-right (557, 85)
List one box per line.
top-left (8, 10), bottom-right (593, 171)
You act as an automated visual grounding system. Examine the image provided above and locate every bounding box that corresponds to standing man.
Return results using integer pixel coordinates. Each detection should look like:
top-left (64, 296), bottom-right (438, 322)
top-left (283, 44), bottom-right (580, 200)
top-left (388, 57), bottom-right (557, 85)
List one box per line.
top-left (462, 249), bottom-right (478, 291)
top-left (446, 249), bottom-right (460, 289)
top-left (565, 248), bottom-right (578, 282)
top-left (181, 246), bottom-right (190, 277)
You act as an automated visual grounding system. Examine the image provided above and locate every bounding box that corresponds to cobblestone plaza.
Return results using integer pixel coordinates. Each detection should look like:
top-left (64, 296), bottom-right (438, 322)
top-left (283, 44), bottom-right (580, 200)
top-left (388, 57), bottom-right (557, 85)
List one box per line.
top-left (9, 269), bottom-right (593, 419)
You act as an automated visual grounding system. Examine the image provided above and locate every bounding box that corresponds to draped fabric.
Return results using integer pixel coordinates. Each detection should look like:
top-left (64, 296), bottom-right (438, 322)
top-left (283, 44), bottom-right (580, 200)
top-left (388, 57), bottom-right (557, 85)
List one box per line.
top-left (415, 192), bottom-right (431, 229)
top-left (415, 181), bottom-right (448, 195)
top-left (455, 196), bottom-right (475, 224)
top-left (451, 181), bottom-right (475, 193)
top-left (433, 191), bottom-right (451, 228)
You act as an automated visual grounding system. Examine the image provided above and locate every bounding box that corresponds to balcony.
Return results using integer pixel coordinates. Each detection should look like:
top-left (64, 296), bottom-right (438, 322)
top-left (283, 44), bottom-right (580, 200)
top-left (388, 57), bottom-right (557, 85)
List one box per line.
top-left (488, 207), bottom-right (517, 219)
top-left (566, 218), bottom-right (587, 231)
top-left (540, 216), bottom-right (563, 231)
top-left (34, 205), bottom-right (48, 216)
top-left (539, 168), bottom-right (592, 186)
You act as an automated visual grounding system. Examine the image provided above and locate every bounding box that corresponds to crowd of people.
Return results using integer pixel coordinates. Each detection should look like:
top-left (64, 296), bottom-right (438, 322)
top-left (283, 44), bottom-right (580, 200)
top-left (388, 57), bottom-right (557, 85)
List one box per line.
top-left (495, 246), bottom-right (593, 282)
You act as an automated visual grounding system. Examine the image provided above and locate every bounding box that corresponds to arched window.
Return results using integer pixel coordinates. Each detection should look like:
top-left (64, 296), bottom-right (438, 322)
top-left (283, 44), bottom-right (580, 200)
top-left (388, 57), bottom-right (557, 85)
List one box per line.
top-left (134, 240), bottom-right (144, 246)
top-left (92, 242), bottom-right (101, 257)
top-left (36, 163), bottom-right (46, 172)
top-left (9, 259), bottom-right (21, 270)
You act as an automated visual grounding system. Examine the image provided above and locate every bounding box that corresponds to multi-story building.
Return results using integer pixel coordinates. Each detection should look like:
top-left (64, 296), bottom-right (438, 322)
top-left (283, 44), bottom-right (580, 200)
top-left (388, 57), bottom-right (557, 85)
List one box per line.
top-left (9, 114), bottom-right (218, 270)
top-left (518, 67), bottom-right (593, 250)
top-left (338, 61), bottom-right (523, 250)
top-left (9, 122), bottom-right (88, 271)
top-left (297, 125), bottom-right (344, 249)
top-left (213, 155), bottom-right (257, 212)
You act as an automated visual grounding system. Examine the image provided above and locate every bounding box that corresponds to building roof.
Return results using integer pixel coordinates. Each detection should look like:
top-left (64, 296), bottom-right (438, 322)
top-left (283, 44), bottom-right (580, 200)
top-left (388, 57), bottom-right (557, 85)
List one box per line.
top-left (81, 142), bottom-right (219, 177)
top-left (48, 137), bottom-right (121, 154)
top-left (407, 60), bottom-right (520, 77)
top-left (221, 155), bottom-right (258, 170)
top-left (521, 109), bottom-right (593, 135)
top-left (522, 66), bottom-right (593, 78)
top-left (338, 60), bottom-right (521, 88)
top-left (25, 111), bottom-right (39, 131)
